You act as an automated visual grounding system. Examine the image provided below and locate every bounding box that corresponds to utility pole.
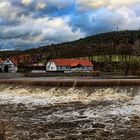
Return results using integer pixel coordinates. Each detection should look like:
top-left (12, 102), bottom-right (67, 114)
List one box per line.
top-left (117, 26), bottom-right (119, 32)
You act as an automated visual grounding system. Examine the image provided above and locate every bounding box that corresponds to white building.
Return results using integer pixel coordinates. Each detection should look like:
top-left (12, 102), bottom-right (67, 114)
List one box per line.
top-left (46, 59), bottom-right (94, 72)
top-left (0, 58), bottom-right (18, 73)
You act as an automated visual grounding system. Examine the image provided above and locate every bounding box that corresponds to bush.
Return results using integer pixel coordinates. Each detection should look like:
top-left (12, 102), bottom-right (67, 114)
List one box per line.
top-left (121, 61), bottom-right (140, 75)
top-left (130, 61), bottom-right (140, 75)
top-left (121, 61), bottom-right (131, 75)
top-left (91, 70), bottom-right (100, 76)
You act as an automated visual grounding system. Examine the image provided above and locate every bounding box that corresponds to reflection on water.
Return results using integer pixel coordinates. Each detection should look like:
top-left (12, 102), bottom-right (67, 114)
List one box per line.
top-left (0, 85), bottom-right (140, 139)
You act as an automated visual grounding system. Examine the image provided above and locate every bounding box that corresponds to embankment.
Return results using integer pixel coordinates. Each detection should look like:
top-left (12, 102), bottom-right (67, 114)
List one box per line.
top-left (0, 78), bottom-right (140, 87)
top-left (0, 73), bottom-right (24, 78)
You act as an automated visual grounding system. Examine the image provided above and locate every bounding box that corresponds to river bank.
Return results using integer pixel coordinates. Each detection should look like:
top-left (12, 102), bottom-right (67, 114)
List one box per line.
top-left (1, 78), bottom-right (140, 87)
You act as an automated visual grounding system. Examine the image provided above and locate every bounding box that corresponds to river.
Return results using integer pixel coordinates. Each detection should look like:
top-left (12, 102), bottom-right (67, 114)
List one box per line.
top-left (0, 84), bottom-right (140, 140)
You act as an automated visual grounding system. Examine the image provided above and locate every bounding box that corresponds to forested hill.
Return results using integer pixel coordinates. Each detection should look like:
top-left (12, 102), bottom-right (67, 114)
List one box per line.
top-left (1, 30), bottom-right (140, 59)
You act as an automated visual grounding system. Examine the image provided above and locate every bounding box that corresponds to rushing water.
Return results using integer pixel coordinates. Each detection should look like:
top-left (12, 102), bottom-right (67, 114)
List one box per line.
top-left (0, 84), bottom-right (140, 140)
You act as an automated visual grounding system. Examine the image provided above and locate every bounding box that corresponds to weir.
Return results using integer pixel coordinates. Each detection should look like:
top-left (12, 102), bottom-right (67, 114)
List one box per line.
top-left (0, 78), bottom-right (140, 87)
top-left (0, 83), bottom-right (140, 139)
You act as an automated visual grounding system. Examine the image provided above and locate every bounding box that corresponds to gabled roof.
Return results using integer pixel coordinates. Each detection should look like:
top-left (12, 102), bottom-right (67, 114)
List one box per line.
top-left (70, 63), bottom-right (82, 67)
top-left (11, 58), bottom-right (18, 66)
top-left (0, 58), bottom-right (4, 64)
top-left (49, 59), bottom-right (94, 67)
top-left (0, 58), bottom-right (18, 66)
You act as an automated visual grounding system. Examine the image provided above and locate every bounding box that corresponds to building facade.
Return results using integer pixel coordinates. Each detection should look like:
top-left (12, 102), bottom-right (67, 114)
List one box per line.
top-left (0, 58), bottom-right (18, 73)
top-left (46, 59), bottom-right (94, 72)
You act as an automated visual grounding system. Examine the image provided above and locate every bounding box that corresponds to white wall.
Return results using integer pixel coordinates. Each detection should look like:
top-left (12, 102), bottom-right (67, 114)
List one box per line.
top-left (1, 59), bottom-right (18, 73)
top-left (46, 62), bottom-right (57, 71)
top-left (46, 61), bottom-right (94, 72)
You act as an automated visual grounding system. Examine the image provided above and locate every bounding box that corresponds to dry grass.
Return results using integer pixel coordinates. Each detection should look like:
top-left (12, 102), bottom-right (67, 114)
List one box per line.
top-left (91, 70), bottom-right (101, 76)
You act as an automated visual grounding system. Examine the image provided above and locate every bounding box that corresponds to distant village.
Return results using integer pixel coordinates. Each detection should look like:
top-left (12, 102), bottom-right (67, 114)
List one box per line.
top-left (0, 55), bottom-right (94, 74)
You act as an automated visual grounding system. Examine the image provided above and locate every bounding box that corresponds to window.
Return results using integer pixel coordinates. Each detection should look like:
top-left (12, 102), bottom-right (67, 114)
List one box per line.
top-left (58, 66), bottom-right (62, 69)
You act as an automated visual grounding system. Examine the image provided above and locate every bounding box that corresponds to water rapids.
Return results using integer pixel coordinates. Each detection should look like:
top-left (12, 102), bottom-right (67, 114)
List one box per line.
top-left (0, 84), bottom-right (140, 140)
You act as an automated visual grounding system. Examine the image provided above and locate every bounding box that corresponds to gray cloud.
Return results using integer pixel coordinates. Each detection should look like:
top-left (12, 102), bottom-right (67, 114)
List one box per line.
top-left (0, 0), bottom-right (139, 50)
top-left (0, 26), bottom-right (41, 40)
top-left (0, 0), bottom-right (84, 50)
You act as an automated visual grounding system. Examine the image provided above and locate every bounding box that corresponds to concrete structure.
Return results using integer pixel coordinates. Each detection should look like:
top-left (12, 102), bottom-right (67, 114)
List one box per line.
top-left (0, 58), bottom-right (18, 73)
top-left (46, 59), bottom-right (94, 72)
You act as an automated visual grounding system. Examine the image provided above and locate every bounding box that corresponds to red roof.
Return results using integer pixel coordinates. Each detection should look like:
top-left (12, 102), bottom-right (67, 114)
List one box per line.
top-left (0, 58), bottom-right (18, 66)
top-left (11, 58), bottom-right (18, 66)
top-left (70, 62), bottom-right (81, 67)
top-left (0, 58), bottom-right (4, 64)
top-left (49, 59), bottom-right (93, 67)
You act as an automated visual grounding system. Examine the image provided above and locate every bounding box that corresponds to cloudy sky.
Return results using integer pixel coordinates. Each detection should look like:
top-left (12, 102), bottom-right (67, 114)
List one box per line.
top-left (0, 0), bottom-right (140, 50)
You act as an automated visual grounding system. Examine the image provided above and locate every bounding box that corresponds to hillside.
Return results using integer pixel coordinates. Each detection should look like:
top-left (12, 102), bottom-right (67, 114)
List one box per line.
top-left (1, 30), bottom-right (140, 61)
top-left (24, 30), bottom-right (140, 59)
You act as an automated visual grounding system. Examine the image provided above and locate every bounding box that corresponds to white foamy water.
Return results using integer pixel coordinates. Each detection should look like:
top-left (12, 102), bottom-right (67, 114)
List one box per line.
top-left (1, 85), bottom-right (140, 140)
top-left (0, 85), bottom-right (140, 117)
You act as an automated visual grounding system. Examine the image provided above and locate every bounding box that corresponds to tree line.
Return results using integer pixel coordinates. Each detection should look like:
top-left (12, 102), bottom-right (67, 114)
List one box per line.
top-left (0, 30), bottom-right (140, 73)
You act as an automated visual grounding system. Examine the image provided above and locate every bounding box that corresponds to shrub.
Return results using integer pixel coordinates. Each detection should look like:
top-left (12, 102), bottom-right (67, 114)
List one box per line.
top-left (91, 70), bottom-right (100, 76)
top-left (120, 61), bottom-right (140, 75)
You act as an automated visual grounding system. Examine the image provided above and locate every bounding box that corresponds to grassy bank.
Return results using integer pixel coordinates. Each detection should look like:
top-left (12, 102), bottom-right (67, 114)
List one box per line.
top-left (0, 73), bottom-right (24, 79)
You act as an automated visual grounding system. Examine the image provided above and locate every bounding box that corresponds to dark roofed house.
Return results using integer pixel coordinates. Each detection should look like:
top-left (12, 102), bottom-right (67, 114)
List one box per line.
top-left (46, 59), bottom-right (94, 72)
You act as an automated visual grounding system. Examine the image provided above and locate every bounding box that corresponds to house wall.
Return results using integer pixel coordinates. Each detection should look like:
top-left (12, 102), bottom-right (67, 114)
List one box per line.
top-left (83, 66), bottom-right (94, 71)
top-left (46, 62), bottom-right (57, 71)
top-left (14, 66), bottom-right (18, 72)
top-left (46, 61), bottom-right (94, 72)
top-left (57, 66), bottom-right (71, 71)
top-left (0, 65), bottom-right (2, 72)
top-left (1, 59), bottom-right (18, 73)
top-left (71, 66), bottom-right (93, 71)
top-left (1, 64), bottom-right (18, 73)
